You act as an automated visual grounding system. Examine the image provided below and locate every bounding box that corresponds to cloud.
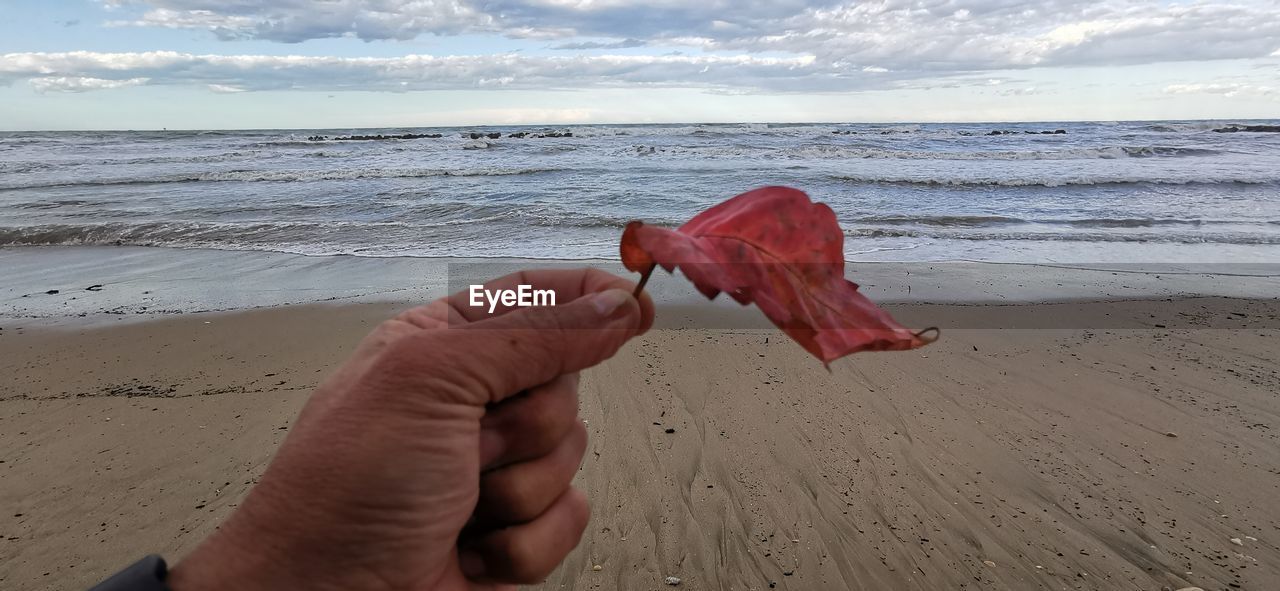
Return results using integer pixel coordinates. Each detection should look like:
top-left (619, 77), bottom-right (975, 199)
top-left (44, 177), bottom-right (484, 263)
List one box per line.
top-left (997, 86), bottom-right (1041, 97)
top-left (98, 1), bottom-right (1280, 74)
top-left (102, 1), bottom-right (489, 42)
top-left (2, 50), bottom-right (896, 94)
top-left (1164, 82), bottom-right (1276, 99)
top-left (550, 39), bottom-right (646, 51)
top-left (28, 76), bottom-right (149, 92)
top-left (207, 83), bottom-right (246, 93)
top-left (449, 107), bottom-right (601, 124)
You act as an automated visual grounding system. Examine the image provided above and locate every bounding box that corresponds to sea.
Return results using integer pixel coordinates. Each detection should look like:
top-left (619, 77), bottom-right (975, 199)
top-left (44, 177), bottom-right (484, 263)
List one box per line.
top-left (2, 120), bottom-right (1278, 263)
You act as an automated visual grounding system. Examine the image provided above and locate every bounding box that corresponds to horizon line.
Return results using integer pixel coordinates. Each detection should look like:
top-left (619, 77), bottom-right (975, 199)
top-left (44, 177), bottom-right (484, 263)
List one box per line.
top-left (0, 117), bottom-right (1273, 133)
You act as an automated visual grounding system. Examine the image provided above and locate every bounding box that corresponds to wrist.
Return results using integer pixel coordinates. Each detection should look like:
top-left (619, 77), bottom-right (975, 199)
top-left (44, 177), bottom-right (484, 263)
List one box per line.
top-left (168, 521), bottom-right (278, 591)
top-left (167, 484), bottom-right (308, 591)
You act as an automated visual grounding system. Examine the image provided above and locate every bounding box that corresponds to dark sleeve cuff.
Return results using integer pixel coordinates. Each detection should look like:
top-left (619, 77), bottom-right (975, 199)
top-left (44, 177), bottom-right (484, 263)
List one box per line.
top-left (88, 555), bottom-right (171, 591)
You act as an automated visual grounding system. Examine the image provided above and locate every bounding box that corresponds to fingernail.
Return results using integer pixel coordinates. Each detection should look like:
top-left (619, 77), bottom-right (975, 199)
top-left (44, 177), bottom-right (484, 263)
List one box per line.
top-left (459, 550), bottom-right (485, 578)
top-left (590, 289), bottom-right (632, 318)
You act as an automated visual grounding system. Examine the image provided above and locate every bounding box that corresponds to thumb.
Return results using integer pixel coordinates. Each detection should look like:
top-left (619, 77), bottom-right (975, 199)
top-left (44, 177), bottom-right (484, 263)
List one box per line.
top-left (406, 289), bottom-right (642, 404)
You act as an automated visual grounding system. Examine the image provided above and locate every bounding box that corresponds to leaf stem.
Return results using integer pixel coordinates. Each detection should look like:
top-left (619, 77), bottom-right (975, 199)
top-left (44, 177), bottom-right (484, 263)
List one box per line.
top-left (633, 263), bottom-right (656, 298)
top-left (914, 327), bottom-right (941, 343)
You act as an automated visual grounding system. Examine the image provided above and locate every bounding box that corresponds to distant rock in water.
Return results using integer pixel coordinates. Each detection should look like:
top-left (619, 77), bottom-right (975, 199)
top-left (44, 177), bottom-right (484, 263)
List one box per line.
top-left (988, 129), bottom-right (1066, 135)
top-left (1213, 125), bottom-right (1280, 133)
top-left (312, 133), bottom-right (442, 141)
top-left (500, 130), bottom-right (574, 139)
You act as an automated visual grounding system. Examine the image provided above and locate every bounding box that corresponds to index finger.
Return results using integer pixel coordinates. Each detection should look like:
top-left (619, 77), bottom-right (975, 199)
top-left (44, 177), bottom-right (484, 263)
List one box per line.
top-left (399, 267), bottom-right (655, 331)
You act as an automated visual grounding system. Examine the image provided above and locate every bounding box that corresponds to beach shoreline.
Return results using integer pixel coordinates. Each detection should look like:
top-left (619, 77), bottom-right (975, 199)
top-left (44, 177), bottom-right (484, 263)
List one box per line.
top-left (4, 245), bottom-right (1279, 328)
top-left (2, 260), bottom-right (1278, 590)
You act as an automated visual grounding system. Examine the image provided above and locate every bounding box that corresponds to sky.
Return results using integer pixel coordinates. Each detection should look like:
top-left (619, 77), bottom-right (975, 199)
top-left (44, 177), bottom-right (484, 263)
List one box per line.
top-left (0, 0), bottom-right (1278, 130)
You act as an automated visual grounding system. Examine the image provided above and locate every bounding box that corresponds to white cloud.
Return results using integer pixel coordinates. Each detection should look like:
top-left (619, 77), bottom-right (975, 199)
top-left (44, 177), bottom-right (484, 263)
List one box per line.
top-left (998, 86), bottom-right (1041, 97)
top-left (1164, 82), bottom-right (1276, 99)
top-left (97, 1), bottom-right (1280, 75)
top-left (550, 38), bottom-right (646, 50)
top-left (450, 107), bottom-right (600, 124)
top-left (18, 2), bottom-right (1280, 98)
top-left (28, 76), bottom-right (149, 92)
top-left (207, 83), bottom-right (246, 93)
top-left (1, 50), bottom-right (891, 94)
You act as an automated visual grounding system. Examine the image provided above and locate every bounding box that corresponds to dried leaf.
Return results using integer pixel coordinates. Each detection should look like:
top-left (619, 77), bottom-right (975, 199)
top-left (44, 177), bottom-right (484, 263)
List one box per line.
top-left (621, 186), bottom-right (936, 364)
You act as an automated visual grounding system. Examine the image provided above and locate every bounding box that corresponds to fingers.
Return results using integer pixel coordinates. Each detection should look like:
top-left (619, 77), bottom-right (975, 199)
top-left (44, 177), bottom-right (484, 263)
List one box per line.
top-left (479, 373), bottom-right (579, 470)
top-left (398, 267), bottom-right (655, 331)
top-left (476, 421), bottom-right (587, 525)
top-left (459, 488), bottom-right (591, 585)
top-left (464, 288), bottom-right (640, 403)
top-left (381, 286), bottom-right (642, 406)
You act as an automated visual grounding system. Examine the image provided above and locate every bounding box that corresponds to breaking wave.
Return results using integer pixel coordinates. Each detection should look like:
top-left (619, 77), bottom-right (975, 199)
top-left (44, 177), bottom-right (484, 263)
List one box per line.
top-left (841, 227), bottom-right (1280, 244)
top-left (625, 144), bottom-right (1223, 161)
top-left (828, 174), bottom-right (1278, 187)
top-left (849, 215), bottom-right (1269, 228)
top-left (0, 167), bottom-right (564, 191)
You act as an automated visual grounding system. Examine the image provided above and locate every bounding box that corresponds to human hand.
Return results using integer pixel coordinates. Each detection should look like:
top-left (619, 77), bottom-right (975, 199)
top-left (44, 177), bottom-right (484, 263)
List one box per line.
top-left (168, 268), bottom-right (654, 590)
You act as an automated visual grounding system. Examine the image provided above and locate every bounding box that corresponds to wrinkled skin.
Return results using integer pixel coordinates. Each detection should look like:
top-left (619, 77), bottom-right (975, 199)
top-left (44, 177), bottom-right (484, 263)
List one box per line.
top-left (169, 269), bottom-right (654, 591)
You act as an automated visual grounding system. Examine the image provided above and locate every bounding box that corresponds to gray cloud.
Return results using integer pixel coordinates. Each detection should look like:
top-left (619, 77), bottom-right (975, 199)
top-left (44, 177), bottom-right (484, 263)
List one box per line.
top-left (550, 39), bottom-right (646, 51)
top-left (1164, 82), bottom-right (1277, 99)
top-left (28, 76), bottom-right (149, 92)
top-left (97, 0), bottom-right (1280, 73)
top-left (2, 51), bottom-right (915, 93)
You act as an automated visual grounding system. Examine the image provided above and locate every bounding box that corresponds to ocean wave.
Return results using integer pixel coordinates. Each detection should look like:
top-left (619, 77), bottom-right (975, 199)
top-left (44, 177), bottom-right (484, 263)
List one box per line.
top-left (828, 174), bottom-right (1278, 187)
top-left (105, 151), bottom-right (267, 166)
top-left (405, 202), bottom-right (644, 229)
top-left (624, 144), bottom-right (1222, 161)
top-left (0, 221), bottom-right (461, 250)
top-left (569, 124), bottom-right (832, 138)
top-left (850, 215), bottom-right (1260, 228)
top-left (0, 161), bottom-right (54, 174)
top-left (6, 217), bottom-right (1276, 253)
top-left (1144, 122), bottom-right (1239, 133)
top-left (1, 151), bottom-right (270, 172)
top-left (841, 227), bottom-right (1280, 244)
top-left (11, 199), bottom-right (120, 210)
top-left (0, 167), bottom-right (564, 191)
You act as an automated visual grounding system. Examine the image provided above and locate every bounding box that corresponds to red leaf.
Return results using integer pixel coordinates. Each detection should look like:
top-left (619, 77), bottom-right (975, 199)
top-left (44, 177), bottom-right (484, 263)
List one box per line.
top-left (621, 186), bottom-right (936, 364)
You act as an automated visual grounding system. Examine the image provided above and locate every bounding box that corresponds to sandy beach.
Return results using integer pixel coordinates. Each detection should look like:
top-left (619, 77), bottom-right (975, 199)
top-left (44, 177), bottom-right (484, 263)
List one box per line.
top-left (2, 249), bottom-right (1278, 590)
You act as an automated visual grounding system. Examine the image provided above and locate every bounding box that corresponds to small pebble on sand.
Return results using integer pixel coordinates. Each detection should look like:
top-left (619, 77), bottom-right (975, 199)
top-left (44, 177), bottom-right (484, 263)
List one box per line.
top-left (1230, 538), bottom-right (1243, 546)
top-left (982, 560), bottom-right (997, 567)
top-left (664, 576), bottom-right (681, 586)
top-left (592, 565), bottom-right (602, 571)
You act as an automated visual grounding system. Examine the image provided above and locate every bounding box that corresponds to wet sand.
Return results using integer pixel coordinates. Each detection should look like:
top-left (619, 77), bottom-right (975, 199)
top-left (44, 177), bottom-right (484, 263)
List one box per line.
top-left (2, 295), bottom-right (1278, 590)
